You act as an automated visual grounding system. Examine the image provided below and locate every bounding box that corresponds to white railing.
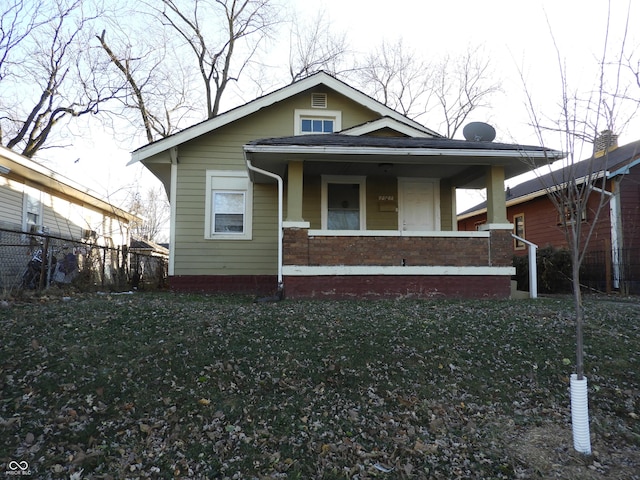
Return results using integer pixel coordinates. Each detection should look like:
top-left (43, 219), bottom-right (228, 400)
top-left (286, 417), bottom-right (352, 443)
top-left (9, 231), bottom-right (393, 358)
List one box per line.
top-left (512, 234), bottom-right (538, 299)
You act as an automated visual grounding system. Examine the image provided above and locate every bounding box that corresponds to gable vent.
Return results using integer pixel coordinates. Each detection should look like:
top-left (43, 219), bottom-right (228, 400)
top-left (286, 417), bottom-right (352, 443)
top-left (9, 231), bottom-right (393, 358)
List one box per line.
top-left (311, 93), bottom-right (327, 108)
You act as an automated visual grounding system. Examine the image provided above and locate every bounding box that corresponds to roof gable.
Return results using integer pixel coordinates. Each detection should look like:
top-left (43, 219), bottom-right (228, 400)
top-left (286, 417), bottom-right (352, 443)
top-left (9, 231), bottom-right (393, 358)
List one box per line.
top-left (340, 116), bottom-right (435, 137)
top-left (129, 71), bottom-right (441, 164)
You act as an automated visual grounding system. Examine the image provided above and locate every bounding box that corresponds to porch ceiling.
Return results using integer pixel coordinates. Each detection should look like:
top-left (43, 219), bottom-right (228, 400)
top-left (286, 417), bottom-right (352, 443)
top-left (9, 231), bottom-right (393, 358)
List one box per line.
top-left (244, 134), bottom-right (564, 189)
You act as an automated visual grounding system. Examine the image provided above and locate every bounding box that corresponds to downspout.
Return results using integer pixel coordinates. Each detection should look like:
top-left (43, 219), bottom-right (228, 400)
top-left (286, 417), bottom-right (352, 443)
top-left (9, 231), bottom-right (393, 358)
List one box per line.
top-left (168, 147), bottom-right (178, 277)
top-left (244, 152), bottom-right (284, 296)
top-left (591, 185), bottom-right (619, 289)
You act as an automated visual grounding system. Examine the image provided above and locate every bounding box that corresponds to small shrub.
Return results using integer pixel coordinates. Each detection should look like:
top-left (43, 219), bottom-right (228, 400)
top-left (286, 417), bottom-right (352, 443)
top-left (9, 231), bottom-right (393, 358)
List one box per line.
top-left (513, 246), bottom-right (574, 294)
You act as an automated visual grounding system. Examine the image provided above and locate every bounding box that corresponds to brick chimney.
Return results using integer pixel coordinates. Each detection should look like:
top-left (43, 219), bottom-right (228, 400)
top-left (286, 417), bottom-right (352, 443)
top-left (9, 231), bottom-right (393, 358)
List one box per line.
top-left (594, 130), bottom-right (618, 158)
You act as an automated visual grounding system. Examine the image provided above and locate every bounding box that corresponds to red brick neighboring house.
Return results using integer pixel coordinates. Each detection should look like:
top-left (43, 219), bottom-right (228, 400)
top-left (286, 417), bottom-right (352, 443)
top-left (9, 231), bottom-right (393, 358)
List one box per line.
top-left (457, 135), bottom-right (640, 293)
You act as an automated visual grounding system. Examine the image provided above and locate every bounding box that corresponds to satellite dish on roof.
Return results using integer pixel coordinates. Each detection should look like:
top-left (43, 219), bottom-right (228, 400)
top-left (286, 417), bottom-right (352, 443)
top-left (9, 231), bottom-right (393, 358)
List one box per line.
top-left (463, 122), bottom-right (496, 142)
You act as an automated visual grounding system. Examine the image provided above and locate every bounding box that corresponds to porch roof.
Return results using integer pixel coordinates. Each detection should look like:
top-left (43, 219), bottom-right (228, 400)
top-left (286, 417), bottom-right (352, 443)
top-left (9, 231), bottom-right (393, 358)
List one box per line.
top-left (244, 134), bottom-right (564, 188)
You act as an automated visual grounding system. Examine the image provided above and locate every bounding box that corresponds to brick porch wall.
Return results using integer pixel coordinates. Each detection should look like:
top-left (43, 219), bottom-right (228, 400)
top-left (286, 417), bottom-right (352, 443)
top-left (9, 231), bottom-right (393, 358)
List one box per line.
top-left (167, 229), bottom-right (514, 299)
top-left (284, 229), bottom-right (492, 267)
top-left (489, 229), bottom-right (514, 267)
top-left (282, 227), bottom-right (514, 299)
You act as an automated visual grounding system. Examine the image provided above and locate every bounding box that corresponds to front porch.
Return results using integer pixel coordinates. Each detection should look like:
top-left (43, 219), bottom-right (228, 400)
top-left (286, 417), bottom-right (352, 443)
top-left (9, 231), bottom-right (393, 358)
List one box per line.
top-left (282, 225), bottom-right (514, 298)
top-left (243, 133), bottom-right (562, 299)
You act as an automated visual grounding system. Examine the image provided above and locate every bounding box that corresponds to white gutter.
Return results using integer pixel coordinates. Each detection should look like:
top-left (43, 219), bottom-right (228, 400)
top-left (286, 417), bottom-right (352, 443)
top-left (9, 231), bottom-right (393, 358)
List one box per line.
top-left (591, 185), bottom-right (620, 289)
top-left (244, 154), bottom-right (284, 292)
top-left (244, 144), bottom-right (562, 159)
top-left (168, 148), bottom-right (178, 276)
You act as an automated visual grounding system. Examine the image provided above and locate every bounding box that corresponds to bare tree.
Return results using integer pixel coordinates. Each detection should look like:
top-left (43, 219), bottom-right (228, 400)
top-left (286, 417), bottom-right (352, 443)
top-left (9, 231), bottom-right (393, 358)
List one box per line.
top-left (0, 0), bottom-right (125, 158)
top-left (287, 7), bottom-right (348, 83)
top-left (519, 3), bottom-right (637, 455)
top-left (96, 28), bottom-right (195, 143)
top-left (126, 186), bottom-right (170, 243)
top-left (354, 42), bottom-right (501, 138)
top-left (0, 0), bottom-right (47, 82)
top-left (355, 39), bottom-right (433, 121)
top-left (153, 0), bottom-right (279, 119)
top-left (427, 46), bottom-right (503, 138)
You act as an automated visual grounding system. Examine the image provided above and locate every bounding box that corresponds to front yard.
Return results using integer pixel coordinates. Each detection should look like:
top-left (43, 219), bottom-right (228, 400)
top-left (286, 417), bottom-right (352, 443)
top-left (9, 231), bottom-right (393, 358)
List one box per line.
top-left (0, 293), bottom-right (639, 479)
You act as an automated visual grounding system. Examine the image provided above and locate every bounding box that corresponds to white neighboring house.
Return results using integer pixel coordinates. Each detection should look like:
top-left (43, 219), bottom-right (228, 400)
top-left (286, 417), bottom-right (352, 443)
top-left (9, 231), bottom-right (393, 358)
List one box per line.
top-left (1, 146), bottom-right (143, 291)
top-left (0, 145), bottom-right (139, 244)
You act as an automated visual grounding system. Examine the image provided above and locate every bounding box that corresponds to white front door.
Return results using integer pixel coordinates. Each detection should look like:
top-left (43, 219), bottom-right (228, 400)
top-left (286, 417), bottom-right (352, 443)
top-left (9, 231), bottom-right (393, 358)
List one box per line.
top-left (398, 178), bottom-right (440, 231)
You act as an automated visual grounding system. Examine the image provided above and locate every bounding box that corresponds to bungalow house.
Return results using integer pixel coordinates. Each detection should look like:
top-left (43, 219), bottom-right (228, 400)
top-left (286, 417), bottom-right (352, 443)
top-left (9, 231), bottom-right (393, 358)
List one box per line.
top-left (0, 145), bottom-right (140, 289)
top-left (129, 72), bottom-right (563, 299)
top-left (457, 133), bottom-right (640, 293)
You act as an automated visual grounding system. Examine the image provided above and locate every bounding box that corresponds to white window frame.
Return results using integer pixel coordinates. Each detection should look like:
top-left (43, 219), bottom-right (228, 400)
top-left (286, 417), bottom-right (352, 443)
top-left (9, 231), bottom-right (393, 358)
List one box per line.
top-left (321, 175), bottom-right (366, 231)
top-left (513, 213), bottom-right (525, 250)
top-left (294, 109), bottom-right (342, 135)
top-left (205, 170), bottom-right (253, 240)
top-left (22, 186), bottom-right (43, 231)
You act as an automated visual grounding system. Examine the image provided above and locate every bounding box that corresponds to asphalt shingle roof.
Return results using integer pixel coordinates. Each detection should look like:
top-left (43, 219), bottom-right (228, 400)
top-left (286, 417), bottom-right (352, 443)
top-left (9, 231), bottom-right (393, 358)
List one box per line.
top-left (458, 138), bottom-right (640, 216)
top-left (247, 134), bottom-right (554, 152)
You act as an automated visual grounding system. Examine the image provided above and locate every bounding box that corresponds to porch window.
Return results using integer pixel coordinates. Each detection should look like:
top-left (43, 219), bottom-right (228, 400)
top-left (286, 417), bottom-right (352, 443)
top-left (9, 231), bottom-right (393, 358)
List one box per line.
top-left (321, 175), bottom-right (366, 230)
top-left (205, 170), bottom-right (253, 240)
top-left (513, 213), bottom-right (525, 250)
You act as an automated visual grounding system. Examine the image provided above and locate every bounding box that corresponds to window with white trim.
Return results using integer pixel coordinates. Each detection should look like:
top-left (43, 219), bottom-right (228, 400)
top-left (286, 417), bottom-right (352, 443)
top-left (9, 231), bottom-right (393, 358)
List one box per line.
top-left (205, 170), bottom-right (253, 240)
top-left (321, 175), bottom-right (366, 230)
top-left (301, 118), bottom-right (334, 134)
top-left (295, 109), bottom-right (342, 135)
top-left (23, 187), bottom-right (42, 229)
top-left (557, 202), bottom-right (587, 225)
top-left (513, 213), bottom-right (525, 250)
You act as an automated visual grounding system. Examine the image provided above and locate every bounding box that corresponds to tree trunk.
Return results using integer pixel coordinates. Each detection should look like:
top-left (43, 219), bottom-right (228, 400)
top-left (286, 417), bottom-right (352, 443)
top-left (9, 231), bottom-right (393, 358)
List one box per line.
top-left (572, 253), bottom-right (584, 380)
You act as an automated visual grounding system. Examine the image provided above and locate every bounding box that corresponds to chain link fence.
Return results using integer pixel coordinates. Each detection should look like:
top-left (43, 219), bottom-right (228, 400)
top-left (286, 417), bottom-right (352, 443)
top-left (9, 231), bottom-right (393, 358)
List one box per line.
top-left (0, 227), bottom-right (167, 297)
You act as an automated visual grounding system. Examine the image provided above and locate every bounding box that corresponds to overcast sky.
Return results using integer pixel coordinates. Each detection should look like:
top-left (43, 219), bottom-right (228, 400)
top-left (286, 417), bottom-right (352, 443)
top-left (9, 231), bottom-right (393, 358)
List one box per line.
top-left (290, 0), bottom-right (639, 143)
top-left (49, 0), bottom-right (639, 212)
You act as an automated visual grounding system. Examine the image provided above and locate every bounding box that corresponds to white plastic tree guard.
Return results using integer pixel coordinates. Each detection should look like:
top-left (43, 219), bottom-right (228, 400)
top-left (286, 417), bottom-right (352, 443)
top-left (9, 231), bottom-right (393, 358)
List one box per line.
top-left (570, 373), bottom-right (592, 454)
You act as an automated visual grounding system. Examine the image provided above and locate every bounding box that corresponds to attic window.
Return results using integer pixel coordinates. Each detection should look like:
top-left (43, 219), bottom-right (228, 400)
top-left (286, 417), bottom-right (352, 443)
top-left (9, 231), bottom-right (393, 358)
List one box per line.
top-left (311, 93), bottom-right (327, 108)
top-left (294, 109), bottom-right (342, 135)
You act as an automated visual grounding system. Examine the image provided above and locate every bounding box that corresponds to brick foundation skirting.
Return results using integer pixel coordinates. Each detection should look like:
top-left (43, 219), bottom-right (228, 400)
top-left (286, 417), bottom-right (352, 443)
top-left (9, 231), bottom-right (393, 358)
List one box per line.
top-left (169, 274), bottom-right (511, 299)
top-left (284, 275), bottom-right (511, 299)
top-left (170, 275), bottom-right (277, 295)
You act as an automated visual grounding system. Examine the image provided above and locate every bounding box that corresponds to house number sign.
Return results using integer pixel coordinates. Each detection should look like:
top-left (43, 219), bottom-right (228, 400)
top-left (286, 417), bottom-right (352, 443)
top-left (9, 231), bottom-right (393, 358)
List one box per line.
top-left (378, 195), bottom-right (394, 201)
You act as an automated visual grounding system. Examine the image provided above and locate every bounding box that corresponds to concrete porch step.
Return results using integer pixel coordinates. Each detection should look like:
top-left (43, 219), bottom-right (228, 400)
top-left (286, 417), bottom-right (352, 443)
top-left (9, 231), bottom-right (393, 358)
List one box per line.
top-left (511, 280), bottom-right (530, 299)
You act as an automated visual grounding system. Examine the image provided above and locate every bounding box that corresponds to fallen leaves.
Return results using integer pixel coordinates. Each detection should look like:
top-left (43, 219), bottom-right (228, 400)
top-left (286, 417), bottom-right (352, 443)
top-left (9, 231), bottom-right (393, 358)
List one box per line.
top-left (0, 293), bottom-right (639, 478)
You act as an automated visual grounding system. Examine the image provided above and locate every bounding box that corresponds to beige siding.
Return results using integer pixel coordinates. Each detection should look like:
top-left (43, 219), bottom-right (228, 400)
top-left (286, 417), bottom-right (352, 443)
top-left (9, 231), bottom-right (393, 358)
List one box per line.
top-left (0, 177), bottom-right (129, 245)
top-left (173, 88), bottom-right (382, 275)
top-left (366, 176), bottom-right (398, 230)
top-left (0, 178), bottom-right (24, 229)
